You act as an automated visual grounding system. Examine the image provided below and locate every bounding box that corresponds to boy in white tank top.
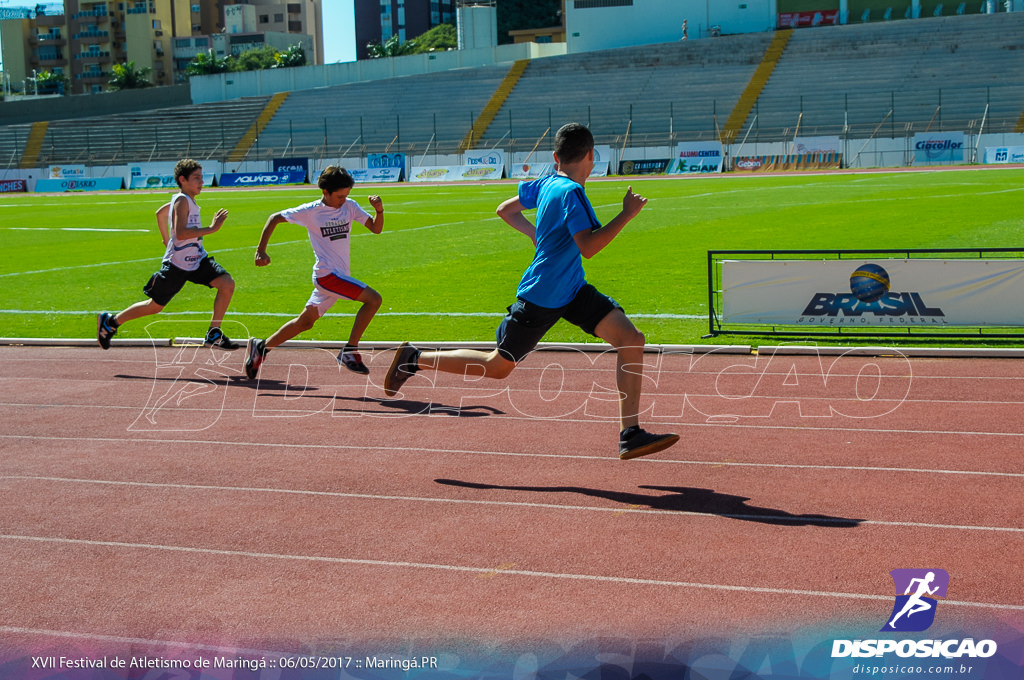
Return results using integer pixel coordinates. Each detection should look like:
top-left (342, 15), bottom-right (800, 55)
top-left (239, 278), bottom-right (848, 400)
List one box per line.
top-left (97, 158), bottom-right (238, 350)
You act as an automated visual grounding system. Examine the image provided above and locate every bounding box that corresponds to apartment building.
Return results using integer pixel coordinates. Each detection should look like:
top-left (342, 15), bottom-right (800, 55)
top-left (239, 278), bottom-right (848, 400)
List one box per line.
top-left (1, 0), bottom-right (322, 95)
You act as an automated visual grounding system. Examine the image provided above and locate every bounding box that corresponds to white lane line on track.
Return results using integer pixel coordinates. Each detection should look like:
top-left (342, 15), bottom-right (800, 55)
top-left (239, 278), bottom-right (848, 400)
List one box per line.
top-left (3, 534), bottom-right (1022, 611)
top-left (0, 626), bottom-right (286, 657)
top-left (3, 475), bottom-right (1022, 533)
top-left (2, 434), bottom-right (1023, 478)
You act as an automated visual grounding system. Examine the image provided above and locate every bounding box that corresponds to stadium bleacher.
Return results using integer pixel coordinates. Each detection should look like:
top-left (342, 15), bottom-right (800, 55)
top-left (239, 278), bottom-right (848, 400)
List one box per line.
top-left (2, 11), bottom-right (1023, 167)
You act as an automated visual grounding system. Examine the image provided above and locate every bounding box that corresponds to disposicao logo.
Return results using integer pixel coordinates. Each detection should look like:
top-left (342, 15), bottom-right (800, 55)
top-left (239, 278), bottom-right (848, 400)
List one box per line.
top-left (831, 569), bottom-right (998, 660)
top-left (882, 568), bottom-right (948, 632)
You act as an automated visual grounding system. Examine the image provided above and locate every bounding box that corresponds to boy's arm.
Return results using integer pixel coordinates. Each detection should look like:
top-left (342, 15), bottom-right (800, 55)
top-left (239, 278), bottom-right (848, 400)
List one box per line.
top-left (172, 195), bottom-right (228, 240)
top-left (361, 195), bottom-right (384, 234)
top-left (496, 196), bottom-right (536, 245)
top-left (254, 213), bottom-right (288, 266)
top-left (572, 185), bottom-right (646, 259)
top-left (155, 202), bottom-right (171, 246)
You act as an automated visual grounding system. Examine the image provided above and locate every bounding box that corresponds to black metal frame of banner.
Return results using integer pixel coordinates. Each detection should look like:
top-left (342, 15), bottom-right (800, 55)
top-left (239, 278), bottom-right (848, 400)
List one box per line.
top-left (706, 248), bottom-right (1024, 340)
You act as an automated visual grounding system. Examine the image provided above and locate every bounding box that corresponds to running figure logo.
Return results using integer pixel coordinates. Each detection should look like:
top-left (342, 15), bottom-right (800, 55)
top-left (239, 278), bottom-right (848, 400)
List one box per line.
top-left (882, 569), bottom-right (950, 632)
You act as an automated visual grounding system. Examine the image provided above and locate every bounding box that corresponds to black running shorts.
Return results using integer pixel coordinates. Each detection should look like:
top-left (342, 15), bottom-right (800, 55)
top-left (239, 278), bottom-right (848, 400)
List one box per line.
top-left (495, 283), bottom-right (622, 363)
top-left (143, 256), bottom-right (229, 306)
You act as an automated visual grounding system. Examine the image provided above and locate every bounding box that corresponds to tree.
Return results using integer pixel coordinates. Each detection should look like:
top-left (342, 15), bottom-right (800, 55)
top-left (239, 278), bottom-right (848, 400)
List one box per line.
top-left (108, 61), bottom-right (152, 91)
top-left (409, 23), bottom-right (457, 54)
top-left (34, 70), bottom-right (67, 95)
top-left (274, 43), bottom-right (307, 68)
top-left (366, 34), bottom-right (417, 58)
top-left (186, 50), bottom-right (232, 76)
top-left (234, 45), bottom-right (278, 72)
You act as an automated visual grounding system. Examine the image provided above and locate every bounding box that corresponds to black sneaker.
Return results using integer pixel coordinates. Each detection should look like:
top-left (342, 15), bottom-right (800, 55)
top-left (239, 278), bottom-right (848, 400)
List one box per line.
top-left (383, 342), bottom-right (420, 397)
top-left (244, 338), bottom-right (267, 380)
top-left (204, 327), bottom-right (239, 350)
top-left (619, 428), bottom-right (680, 460)
top-left (338, 347), bottom-right (370, 375)
top-left (97, 312), bottom-right (118, 350)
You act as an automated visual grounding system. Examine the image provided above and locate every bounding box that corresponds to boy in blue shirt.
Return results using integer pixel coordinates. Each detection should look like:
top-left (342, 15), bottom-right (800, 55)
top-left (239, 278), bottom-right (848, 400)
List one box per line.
top-left (384, 123), bottom-right (678, 460)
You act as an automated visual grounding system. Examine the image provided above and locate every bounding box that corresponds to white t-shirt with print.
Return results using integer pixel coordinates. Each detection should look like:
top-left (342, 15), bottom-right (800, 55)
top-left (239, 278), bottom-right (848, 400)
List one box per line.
top-left (280, 199), bottom-right (371, 280)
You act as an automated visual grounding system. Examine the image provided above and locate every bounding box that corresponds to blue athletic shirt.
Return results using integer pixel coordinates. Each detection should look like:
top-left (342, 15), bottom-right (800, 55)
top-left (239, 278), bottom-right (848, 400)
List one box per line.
top-left (516, 174), bottom-right (600, 308)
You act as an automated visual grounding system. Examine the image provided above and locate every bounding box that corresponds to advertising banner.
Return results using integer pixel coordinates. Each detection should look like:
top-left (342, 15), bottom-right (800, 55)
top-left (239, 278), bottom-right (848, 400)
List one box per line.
top-left (508, 162), bottom-right (609, 179)
top-left (367, 153), bottom-right (406, 179)
top-left (129, 162), bottom-right (218, 189)
top-left (778, 10), bottom-right (840, 28)
top-left (349, 167), bottom-right (403, 183)
top-left (35, 177), bottom-right (124, 192)
top-left (464, 148), bottom-right (506, 176)
top-left (913, 132), bottom-right (964, 164)
top-left (984, 145), bottom-right (1024, 164)
top-left (722, 259), bottom-right (1024, 327)
top-left (510, 162), bottom-right (556, 179)
top-left (733, 153), bottom-right (842, 172)
top-left (273, 158), bottom-right (310, 181)
top-left (793, 136), bottom-right (841, 155)
top-left (48, 164), bottom-right (87, 180)
top-left (619, 159), bottom-right (670, 175)
top-left (218, 171), bottom-right (306, 187)
top-left (668, 141), bottom-right (724, 174)
top-left (0, 179), bottom-right (27, 193)
top-left (408, 165), bottom-right (503, 182)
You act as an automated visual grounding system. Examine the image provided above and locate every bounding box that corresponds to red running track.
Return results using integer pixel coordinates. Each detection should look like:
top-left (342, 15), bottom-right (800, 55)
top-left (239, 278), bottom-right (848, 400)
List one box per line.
top-left (0, 344), bottom-right (1022, 675)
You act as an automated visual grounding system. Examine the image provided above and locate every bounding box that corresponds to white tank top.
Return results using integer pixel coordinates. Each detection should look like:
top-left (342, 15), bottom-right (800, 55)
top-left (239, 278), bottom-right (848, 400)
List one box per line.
top-left (162, 192), bottom-right (208, 271)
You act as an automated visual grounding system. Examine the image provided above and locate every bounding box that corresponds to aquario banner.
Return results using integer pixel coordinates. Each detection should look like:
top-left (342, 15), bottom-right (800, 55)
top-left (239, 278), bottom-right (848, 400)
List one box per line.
top-left (218, 171), bottom-right (306, 187)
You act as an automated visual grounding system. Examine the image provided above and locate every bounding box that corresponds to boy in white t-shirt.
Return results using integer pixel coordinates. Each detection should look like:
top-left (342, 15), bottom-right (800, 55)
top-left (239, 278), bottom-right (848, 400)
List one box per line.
top-left (97, 158), bottom-right (237, 350)
top-left (244, 166), bottom-right (384, 380)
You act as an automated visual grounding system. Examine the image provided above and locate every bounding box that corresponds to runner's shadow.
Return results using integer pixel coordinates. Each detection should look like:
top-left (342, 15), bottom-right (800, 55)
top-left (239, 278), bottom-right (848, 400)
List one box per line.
top-left (334, 395), bottom-right (504, 418)
top-left (114, 374), bottom-right (305, 392)
top-left (435, 479), bottom-right (863, 527)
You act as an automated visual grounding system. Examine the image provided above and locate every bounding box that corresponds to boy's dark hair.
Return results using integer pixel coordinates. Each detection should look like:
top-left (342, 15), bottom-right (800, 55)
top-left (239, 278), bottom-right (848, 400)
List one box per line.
top-left (318, 166), bottom-right (355, 193)
top-left (554, 123), bottom-right (594, 165)
top-left (173, 158), bottom-right (202, 186)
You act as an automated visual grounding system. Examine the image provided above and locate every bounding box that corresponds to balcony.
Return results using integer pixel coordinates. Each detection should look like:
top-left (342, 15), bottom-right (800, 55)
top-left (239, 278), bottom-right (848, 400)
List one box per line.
top-left (72, 9), bottom-right (109, 19)
top-left (76, 70), bottom-right (110, 81)
top-left (73, 30), bottom-right (110, 43)
top-left (75, 51), bottom-right (111, 62)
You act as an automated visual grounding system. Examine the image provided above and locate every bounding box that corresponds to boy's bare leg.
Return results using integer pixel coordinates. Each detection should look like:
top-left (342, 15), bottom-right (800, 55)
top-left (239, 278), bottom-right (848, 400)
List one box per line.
top-left (114, 299), bottom-right (165, 326)
top-left (593, 308), bottom-right (645, 431)
top-left (208, 273), bottom-right (235, 330)
top-left (347, 287), bottom-right (382, 347)
top-left (266, 306), bottom-right (320, 350)
top-left (418, 347), bottom-right (516, 381)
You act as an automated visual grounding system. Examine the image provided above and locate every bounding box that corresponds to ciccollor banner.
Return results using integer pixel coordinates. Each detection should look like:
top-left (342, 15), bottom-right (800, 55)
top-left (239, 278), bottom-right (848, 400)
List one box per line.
top-left (218, 171), bottom-right (306, 187)
top-left (667, 141), bottom-right (724, 174)
top-left (721, 259), bottom-right (1024, 328)
top-left (913, 132), bottom-right (964, 164)
top-left (34, 177), bottom-right (124, 192)
top-left (984, 146), bottom-right (1024, 164)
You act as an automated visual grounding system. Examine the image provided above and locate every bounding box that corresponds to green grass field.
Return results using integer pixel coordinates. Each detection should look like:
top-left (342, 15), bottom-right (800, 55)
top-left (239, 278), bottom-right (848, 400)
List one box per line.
top-left (3, 167), bottom-right (1023, 346)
